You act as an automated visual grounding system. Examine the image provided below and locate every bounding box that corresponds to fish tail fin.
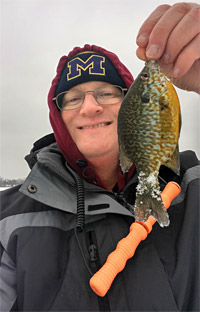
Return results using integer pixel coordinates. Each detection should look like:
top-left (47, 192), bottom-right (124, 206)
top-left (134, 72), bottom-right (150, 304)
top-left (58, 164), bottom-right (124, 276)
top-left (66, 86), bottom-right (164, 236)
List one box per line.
top-left (134, 190), bottom-right (170, 227)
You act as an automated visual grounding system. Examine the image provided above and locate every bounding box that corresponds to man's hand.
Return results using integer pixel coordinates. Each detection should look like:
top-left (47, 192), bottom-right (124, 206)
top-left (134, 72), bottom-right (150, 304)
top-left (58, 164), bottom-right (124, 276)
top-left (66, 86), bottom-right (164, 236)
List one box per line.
top-left (136, 2), bottom-right (200, 93)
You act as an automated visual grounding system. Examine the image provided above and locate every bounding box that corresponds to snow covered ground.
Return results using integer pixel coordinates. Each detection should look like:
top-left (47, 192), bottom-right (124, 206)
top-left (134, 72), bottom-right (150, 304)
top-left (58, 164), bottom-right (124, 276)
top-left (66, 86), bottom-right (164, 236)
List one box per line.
top-left (0, 187), bottom-right (11, 191)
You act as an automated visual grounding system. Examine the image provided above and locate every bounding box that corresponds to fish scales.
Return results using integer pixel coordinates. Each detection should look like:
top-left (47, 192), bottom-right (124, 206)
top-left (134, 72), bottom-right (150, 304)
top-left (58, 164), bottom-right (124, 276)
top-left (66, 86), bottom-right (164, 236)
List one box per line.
top-left (118, 60), bottom-right (181, 227)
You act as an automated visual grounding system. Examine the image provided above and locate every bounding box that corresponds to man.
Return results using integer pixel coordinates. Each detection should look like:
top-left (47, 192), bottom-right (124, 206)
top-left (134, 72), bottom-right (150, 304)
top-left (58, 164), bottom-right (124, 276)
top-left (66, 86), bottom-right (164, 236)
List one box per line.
top-left (1, 2), bottom-right (199, 311)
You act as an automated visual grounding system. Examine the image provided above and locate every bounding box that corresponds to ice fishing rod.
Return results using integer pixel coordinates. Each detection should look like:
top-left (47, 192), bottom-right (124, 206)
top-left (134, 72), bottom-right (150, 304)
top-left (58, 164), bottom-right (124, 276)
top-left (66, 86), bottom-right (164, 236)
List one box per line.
top-left (89, 181), bottom-right (181, 297)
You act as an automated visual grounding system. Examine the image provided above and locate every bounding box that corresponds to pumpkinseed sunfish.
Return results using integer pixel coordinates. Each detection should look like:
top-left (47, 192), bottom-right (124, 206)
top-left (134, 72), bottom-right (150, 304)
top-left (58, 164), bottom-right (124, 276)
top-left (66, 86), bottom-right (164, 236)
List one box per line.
top-left (118, 60), bottom-right (181, 227)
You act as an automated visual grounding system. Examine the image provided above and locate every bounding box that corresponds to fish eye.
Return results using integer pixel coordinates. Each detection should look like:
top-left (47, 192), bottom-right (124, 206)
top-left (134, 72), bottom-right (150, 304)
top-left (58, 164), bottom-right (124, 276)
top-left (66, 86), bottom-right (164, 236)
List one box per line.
top-left (140, 72), bottom-right (149, 80)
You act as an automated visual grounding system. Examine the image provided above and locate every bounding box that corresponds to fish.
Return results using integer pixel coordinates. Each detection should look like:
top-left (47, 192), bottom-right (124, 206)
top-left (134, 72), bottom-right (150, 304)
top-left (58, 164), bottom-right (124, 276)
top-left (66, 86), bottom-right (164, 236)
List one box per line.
top-left (118, 60), bottom-right (181, 227)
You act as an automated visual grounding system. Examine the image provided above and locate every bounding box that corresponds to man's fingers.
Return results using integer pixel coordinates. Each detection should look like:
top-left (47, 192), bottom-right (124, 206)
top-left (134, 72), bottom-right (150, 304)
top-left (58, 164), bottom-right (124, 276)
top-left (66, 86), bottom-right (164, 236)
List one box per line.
top-left (136, 4), bottom-right (171, 48)
top-left (136, 3), bottom-right (200, 61)
top-left (137, 34), bottom-right (200, 79)
top-left (171, 33), bottom-right (200, 78)
top-left (162, 6), bottom-right (200, 64)
top-left (136, 47), bottom-right (148, 61)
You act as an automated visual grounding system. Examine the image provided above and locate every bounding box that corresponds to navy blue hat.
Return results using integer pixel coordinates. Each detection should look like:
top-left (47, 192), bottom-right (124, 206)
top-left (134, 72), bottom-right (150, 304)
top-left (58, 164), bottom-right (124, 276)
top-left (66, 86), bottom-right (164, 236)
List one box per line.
top-left (55, 51), bottom-right (126, 96)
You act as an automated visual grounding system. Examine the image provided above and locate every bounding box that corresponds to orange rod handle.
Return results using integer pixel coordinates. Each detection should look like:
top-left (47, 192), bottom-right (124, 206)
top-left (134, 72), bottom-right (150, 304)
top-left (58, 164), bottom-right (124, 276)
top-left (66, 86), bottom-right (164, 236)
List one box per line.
top-left (89, 181), bottom-right (181, 297)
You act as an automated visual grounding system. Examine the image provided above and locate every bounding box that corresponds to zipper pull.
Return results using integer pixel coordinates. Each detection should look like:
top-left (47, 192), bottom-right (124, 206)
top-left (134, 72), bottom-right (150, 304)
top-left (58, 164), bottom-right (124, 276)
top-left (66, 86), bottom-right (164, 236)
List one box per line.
top-left (89, 244), bottom-right (97, 262)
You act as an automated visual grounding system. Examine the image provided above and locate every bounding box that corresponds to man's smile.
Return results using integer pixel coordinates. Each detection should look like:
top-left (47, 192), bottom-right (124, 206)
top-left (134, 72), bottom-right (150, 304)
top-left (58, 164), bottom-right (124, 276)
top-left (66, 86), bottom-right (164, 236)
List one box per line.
top-left (78, 121), bottom-right (112, 130)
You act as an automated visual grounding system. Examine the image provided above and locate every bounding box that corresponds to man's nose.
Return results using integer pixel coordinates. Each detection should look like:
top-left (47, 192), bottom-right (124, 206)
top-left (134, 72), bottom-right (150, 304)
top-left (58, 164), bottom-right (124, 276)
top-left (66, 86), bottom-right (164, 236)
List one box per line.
top-left (79, 93), bottom-right (103, 115)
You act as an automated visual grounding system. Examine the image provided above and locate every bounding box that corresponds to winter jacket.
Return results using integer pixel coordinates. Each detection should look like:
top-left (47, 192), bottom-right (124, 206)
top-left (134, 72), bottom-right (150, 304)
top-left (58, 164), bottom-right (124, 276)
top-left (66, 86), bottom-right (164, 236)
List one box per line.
top-left (1, 134), bottom-right (199, 311)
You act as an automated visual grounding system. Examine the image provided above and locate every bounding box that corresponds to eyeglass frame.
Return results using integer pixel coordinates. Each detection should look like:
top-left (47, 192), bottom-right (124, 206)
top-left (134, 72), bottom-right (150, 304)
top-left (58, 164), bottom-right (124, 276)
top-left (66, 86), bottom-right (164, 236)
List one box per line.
top-left (52, 85), bottom-right (128, 111)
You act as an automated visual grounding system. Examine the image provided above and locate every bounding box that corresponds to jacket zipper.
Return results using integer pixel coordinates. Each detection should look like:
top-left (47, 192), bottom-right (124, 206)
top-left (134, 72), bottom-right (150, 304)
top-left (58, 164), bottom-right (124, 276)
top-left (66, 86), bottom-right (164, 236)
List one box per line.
top-left (86, 229), bottom-right (111, 312)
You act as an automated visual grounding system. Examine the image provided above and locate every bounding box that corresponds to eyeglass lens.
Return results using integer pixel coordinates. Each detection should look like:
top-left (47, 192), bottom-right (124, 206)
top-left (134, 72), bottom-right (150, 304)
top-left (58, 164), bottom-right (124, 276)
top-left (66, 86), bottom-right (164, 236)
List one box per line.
top-left (56, 85), bottom-right (125, 111)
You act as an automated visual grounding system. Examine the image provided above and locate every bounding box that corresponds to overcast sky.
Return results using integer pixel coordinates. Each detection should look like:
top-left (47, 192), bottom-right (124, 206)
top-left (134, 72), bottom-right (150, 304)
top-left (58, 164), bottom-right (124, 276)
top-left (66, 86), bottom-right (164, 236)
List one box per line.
top-left (1, 0), bottom-right (199, 179)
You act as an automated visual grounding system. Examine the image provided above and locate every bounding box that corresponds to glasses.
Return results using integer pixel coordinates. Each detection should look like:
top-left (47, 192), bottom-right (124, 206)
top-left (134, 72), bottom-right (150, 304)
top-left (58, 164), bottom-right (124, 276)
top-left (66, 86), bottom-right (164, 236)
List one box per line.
top-left (52, 85), bottom-right (127, 111)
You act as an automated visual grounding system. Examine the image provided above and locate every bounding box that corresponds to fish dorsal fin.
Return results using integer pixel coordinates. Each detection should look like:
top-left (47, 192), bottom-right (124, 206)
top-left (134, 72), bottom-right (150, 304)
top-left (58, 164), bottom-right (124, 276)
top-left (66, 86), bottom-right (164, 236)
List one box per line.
top-left (163, 145), bottom-right (180, 175)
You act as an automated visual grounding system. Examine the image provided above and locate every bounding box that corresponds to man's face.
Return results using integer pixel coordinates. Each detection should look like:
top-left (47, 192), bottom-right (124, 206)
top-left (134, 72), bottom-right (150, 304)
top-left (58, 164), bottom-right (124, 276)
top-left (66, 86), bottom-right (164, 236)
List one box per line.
top-left (61, 81), bottom-right (122, 161)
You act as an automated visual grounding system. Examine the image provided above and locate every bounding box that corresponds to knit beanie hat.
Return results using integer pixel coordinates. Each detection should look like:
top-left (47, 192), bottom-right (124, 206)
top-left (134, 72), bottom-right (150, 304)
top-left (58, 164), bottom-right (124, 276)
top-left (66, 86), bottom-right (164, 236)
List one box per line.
top-left (55, 51), bottom-right (126, 96)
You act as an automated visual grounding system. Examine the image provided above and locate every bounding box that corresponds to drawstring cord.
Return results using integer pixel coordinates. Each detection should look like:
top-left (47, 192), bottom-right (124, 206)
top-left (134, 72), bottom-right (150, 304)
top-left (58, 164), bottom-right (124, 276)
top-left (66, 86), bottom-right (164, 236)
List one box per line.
top-left (74, 172), bottom-right (85, 232)
top-left (73, 172), bottom-right (94, 276)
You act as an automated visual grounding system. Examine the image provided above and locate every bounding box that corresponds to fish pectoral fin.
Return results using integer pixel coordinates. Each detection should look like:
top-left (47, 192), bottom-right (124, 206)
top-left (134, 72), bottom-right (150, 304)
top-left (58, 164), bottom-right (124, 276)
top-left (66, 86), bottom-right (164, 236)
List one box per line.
top-left (163, 145), bottom-right (180, 175)
top-left (159, 93), bottom-right (169, 111)
top-left (119, 146), bottom-right (133, 173)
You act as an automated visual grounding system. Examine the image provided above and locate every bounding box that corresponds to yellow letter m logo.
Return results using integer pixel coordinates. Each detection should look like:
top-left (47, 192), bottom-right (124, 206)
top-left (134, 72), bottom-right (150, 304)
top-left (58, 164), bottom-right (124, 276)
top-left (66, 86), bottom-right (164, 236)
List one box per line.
top-left (67, 55), bottom-right (105, 80)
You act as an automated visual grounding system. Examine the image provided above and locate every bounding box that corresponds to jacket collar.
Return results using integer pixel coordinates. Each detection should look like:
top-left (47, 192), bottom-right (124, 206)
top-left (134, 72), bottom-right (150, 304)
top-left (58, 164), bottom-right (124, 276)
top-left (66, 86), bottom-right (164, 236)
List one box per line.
top-left (25, 133), bottom-right (136, 192)
top-left (22, 138), bottom-right (183, 217)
